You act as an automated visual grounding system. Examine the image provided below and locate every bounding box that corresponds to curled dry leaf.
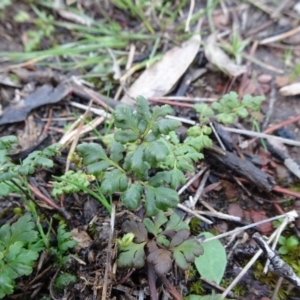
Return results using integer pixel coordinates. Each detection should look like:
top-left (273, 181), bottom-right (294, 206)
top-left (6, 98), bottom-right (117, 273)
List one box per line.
top-left (121, 34), bottom-right (201, 105)
top-left (279, 82), bottom-right (300, 96)
top-left (122, 220), bottom-right (148, 243)
top-left (169, 229), bottom-right (190, 248)
top-left (204, 34), bottom-right (247, 77)
top-left (147, 248), bottom-right (172, 275)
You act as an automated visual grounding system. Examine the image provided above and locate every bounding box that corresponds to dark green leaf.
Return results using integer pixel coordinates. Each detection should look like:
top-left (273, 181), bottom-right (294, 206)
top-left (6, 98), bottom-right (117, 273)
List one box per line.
top-left (152, 104), bottom-right (173, 119)
top-left (0, 135), bottom-right (18, 150)
top-left (121, 183), bottom-right (143, 210)
top-left (165, 212), bottom-right (189, 232)
top-left (136, 96), bottom-right (151, 122)
top-left (118, 242), bottom-right (146, 269)
top-left (148, 171), bottom-right (170, 187)
top-left (152, 119), bottom-right (181, 135)
top-left (144, 132), bottom-right (159, 142)
top-left (0, 214), bottom-right (38, 246)
top-left (156, 235), bottom-right (170, 247)
top-left (144, 186), bottom-right (179, 216)
top-left (42, 143), bottom-right (61, 156)
top-left (86, 161), bottom-right (111, 175)
top-left (34, 157), bottom-right (54, 168)
top-left (144, 140), bottom-right (169, 164)
top-left (173, 239), bottom-right (203, 269)
top-left (114, 130), bottom-right (139, 143)
top-left (114, 105), bottom-right (138, 131)
top-left (101, 169), bottom-right (128, 194)
top-left (110, 141), bottom-right (124, 163)
top-left (77, 143), bottom-right (108, 165)
top-left (143, 218), bottom-right (157, 236)
top-left (169, 169), bottom-right (186, 189)
top-left (0, 183), bottom-right (11, 197)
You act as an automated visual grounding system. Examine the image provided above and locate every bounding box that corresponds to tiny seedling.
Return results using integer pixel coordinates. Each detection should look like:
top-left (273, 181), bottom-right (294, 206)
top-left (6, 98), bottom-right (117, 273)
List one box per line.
top-left (278, 235), bottom-right (299, 255)
top-left (117, 210), bottom-right (203, 275)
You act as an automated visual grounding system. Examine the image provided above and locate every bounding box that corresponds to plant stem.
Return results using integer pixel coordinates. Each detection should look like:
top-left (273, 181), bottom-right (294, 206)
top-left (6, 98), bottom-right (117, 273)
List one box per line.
top-left (147, 262), bottom-right (158, 300)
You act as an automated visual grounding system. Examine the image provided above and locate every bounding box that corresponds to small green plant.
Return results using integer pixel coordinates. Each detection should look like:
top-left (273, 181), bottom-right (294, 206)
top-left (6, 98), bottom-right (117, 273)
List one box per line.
top-left (0, 135), bottom-right (60, 198)
top-left (54, 272), bottom-right (77, 291)
top-left (185, 92), bottom-right (264, 151)
top-left (278, 235), bottom-right (299, 255)
top-left (74, 96), bottom-right (201, 215)
top-left (221, 27), bottom-right (249, 65)
top-left (0, 212), bottom-right (77, 298)
top-left (14, 5), bottom-right (55, 52)
top-left (67, 93), bottom-right (263, 216)
top-left (50, 225), bottom-right (78, 266)
top-left (117, 210), bottom-right (203, 275)
top-left (0, 214), bottom-right (43, 299)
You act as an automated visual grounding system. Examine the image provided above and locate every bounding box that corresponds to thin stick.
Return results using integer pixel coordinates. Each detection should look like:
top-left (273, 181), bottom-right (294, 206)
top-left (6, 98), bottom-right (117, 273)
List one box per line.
top-left (101, 204), bottom-right (116, 300)
top-left (192, 170), bottom-right (210, 206)
top-left (149, 96), bottom-right (216, 102)
top-left (195, 209), bottom-right (241, 222)
top-left (200, 210), bottom-right (298, 244)
top-left (210, 122), bottom-right (226, 151)
top-left (66, 100), bottom-right (92, 172)
top-left (185, 0), bottom-right (195, 32)
top-left (178, 168), bottom-right (207, 195)
top-left (224, 127), bottom-right (300, 147)
top-left (240, 114), bottom-right (300, 148)
top-left (259, 26), bottom-right (300, 45)
top-left (177, 203), bottom-right (213, 224)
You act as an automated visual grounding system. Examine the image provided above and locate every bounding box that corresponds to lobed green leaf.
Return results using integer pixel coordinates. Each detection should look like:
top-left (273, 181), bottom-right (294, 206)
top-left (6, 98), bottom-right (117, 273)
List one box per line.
top-left (173, 238), bottom-right (203, 270)
top-left (121, 183), bottom-right (143, 210)
top-left (77, 143), bottom-right (108, 165)
top-left (110, 141), bottom-right (125, 163)
top-left (144, 186), bottom-right (179, 216)
top-left (114, 130), bottom-right (139, 143)
top-left (101, 169), bottom-right (128, 194)
top-left (152, 119), bottom-right (181, 135)
top-left (118, 241), bottom-right (146, 269)
top-left (114, 105), bottom-right (138, 131)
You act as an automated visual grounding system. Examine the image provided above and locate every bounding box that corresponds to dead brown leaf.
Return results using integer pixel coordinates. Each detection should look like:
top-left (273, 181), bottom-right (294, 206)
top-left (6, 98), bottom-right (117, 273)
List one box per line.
top-left (204, 34), bottom-right (247, 77)
top-left (121, 34), bottom-right (201, 105)
top-left (279, 82), bottom-right (300, 96)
